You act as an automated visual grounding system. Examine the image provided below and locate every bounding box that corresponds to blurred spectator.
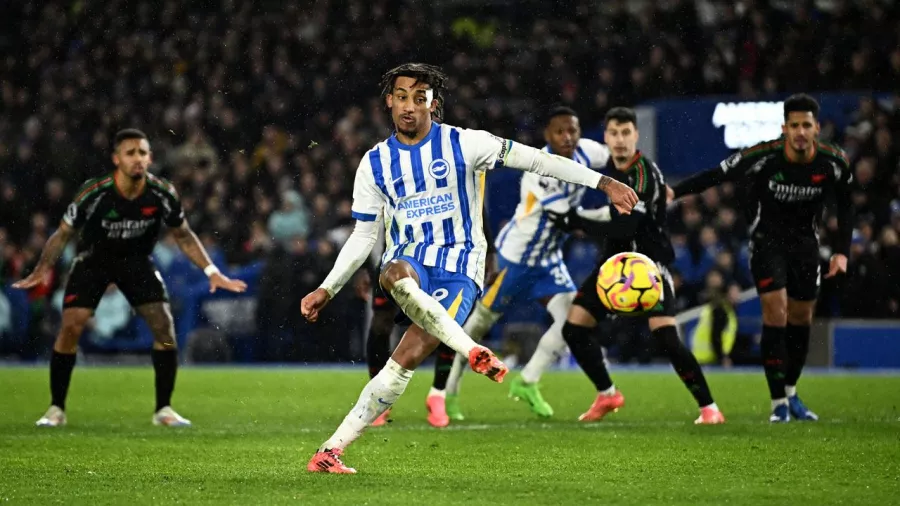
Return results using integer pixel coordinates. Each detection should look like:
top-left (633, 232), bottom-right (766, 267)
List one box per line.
top-left (840, 231), bottom-right (900, 318)
top-left (0, 0), bottom-right (898, 360)
top-left (268, 190), bottom-right (311, 244)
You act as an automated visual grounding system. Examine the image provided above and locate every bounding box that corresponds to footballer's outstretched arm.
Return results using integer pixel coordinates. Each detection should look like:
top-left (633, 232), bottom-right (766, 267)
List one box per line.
top-left (575, 205), bottom-right (643, 239)
top-left (319, 220), bottom-right (381, 299)
top-left (550, 204), bottom-right (644, 240)
top-left (12, 220), bottom-right (74, 289)
top-left (501, 141), bottom-right (639, 214)
top-left (670, 168), bottom-right (727, 200)
top-left (171, 222), bottom-right (248, 293)
top-left (670, 148), bottom-right (758, 200)
top-left (303, 156), bottom-right (386, 322)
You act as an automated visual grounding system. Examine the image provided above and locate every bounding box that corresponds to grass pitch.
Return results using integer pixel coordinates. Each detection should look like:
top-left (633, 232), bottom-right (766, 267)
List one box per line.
top-left (1, 366), bottom-right (898, 505)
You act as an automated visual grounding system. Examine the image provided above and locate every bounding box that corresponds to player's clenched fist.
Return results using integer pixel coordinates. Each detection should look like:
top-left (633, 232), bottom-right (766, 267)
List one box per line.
top-left (301, 288), bottom-right (331, 322)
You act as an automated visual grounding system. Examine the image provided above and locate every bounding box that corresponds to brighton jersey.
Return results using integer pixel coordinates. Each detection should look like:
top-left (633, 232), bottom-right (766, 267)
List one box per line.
top-left (351, 123), bottom-right (508, 288)
top-left (495, 139), bottom-right (609, 267)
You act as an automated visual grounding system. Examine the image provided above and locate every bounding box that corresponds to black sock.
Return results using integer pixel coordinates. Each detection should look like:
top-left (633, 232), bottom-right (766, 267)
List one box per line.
top-left (562, 322), bottom-right (614, 392)
top-left (152, 349), bottom-right (178, 412)
top-left (50, 351), bottom-right (77, 410)
top-left (652, 325), bottom-right (714, 407)
top-left (432, 344), bottom-right (456, 390)
top-left (366, 318), bottom-right (392, 379)
top-left (760, 325), bottom-right (788, 400)
top-left (785, 324), bottom-right (810, 388)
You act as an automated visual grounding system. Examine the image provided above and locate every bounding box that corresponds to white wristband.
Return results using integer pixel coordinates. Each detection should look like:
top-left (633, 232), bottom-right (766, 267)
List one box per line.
top-left (204, 264), bottom-right (221, 277)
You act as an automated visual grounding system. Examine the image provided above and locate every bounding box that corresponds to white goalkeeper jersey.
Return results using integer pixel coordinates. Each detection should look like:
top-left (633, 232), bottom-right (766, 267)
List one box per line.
top-left (351, 123), bottom-right (510, 288)
top-left (495, 139), bottom-right (610, 267)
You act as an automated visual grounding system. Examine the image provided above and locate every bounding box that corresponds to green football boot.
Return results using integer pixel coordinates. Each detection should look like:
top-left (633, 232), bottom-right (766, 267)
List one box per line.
top-left (508, 376), bottom-right (554, 418)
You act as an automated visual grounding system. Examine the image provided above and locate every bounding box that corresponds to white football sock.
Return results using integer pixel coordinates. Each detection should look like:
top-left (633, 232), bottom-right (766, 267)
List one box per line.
top-left (445, 354), bottom-right (468, 395)
top-left (771, 398), bottom-right (788, 410)
top-left (600, 385), bottom-right (617, 396)
top-left (445, 302), bottom-right (501, 395)
top-left (428, 387), bottom-right (445, 398)
top-left (701, 402), bottom-right (719, 411)
top-left (785, 385), bottom-right (797, 397)
top-left (390, 278), bottom-right (481, 356)
top-left (321, 359), bottom-right (413, 451)
top-left (521, 292), bottom-right (574, 384)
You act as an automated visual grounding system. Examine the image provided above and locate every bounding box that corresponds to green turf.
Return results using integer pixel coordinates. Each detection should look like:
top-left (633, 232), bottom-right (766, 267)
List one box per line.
top-left (1, 366), bottom-right (898, 505)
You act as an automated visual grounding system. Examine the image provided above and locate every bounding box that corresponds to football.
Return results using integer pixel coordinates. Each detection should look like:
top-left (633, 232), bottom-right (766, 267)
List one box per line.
top-left (596, 252), bottom-right (663, 315)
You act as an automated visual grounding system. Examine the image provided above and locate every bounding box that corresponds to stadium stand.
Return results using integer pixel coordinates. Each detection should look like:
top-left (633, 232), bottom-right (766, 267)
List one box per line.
top-left (1, 0), bottom-right (898, 363)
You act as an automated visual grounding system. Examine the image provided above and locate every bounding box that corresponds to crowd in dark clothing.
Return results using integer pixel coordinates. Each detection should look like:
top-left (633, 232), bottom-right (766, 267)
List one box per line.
top-left (1, 0), bottom-right (898, 360)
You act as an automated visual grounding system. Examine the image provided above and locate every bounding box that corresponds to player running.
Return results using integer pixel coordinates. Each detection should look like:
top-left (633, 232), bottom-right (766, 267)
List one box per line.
top-left (428, 106), bottom-right (611, 423)
top-left (551, 107), bottom-right (726, 425)
top-left (300, 63), bottom-right (638, 474)
top-left (668, 94), bottom-right (852, 422)
top-left (14, 129), bottom-right (247, 428)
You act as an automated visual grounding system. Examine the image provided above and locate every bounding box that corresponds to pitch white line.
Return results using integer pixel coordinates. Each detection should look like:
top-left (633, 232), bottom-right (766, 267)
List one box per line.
top-left (3, 418), bottom-right (895, 440)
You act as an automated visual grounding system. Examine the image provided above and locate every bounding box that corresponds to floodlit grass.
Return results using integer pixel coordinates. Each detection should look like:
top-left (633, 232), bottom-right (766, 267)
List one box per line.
top-left (2, 366), bottom-right (898, 505)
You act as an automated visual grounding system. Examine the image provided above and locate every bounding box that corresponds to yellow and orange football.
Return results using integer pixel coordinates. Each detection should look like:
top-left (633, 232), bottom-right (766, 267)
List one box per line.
top-left (596, 252), bottom-right (663, 315)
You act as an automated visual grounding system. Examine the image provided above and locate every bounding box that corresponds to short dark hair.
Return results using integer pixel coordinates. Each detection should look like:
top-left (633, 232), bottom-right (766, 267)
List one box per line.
top-left (544, 105), bottom-right (578, 127)
top-left (604, 107), bottom-right (637, 127)
top-left (113, 128), bottom-right (148, 149)
top-left (380, 63), bottom-right (448, 121)
top-left (783, 94), bottom-right (820, 120)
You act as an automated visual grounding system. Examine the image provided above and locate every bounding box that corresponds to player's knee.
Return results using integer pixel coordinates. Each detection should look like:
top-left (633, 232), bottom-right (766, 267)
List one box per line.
top-left (147, 318), bottom-right (176, 347)
top-left (379, 260), bottom-right (419, 292)
top-left (565, 304), bottom-right (597, 327)
top-left (648, 316), bottom-right (677, 332)
top-left (786, 303), bottom-right (814, 326)
top-left (56, 311), bottom-right (91, 352)
top-left (761, 294), bottom-right (788, 326)
top-left (56, 325), bottom-right (84, 353)
top-left (762, 305), bottom-right (787, 326)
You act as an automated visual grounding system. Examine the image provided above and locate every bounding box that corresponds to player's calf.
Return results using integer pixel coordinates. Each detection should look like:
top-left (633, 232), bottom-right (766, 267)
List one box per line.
top-left (312, 358), bottom-right (415, 470)
top-left (45, 309), bottom-right (90, 422)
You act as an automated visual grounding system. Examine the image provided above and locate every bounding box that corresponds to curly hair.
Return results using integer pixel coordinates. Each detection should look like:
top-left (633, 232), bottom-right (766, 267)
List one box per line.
top-left (379, 63), bottom-right (448, 122)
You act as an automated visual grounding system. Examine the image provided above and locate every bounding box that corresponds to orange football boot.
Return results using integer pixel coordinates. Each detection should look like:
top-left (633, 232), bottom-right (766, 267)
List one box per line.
top-left (468, 346), bottom-right (508, 383)
top-left (694, 406), bottom-right (726, 425)
top-left (307, 448), bottom-right (357, 474)
top-left (371, 409), bottom-right (391, 427)
top-left (578, 391), bottom-right (625, 422)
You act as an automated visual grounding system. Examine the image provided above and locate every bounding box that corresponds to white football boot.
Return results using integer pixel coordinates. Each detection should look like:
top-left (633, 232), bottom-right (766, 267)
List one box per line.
top-left (152, 406), bottom-right (192, 427)
top-left (35, 405), bottom-right (67, 427)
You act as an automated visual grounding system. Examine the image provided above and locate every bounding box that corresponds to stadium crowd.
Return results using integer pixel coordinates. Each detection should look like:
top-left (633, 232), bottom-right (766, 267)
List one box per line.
top-left (1, 0), bottom-right (899, 360)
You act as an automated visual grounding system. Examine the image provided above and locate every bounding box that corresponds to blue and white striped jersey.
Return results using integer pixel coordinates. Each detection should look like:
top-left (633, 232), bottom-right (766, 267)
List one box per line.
top-left (495, 139), bottom-right (609, 267)
top-left (351, 123), bottom-right (506, 288)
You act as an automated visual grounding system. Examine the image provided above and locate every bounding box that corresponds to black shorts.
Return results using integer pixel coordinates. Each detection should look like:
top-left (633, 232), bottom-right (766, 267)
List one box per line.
top-left (371, 283), bottom-right (396, 312)
top-left (63, 254), bottom-right (169, 310)
top-left (749, 239), bottom-right (820, 301)
top-left (573, 257), bottom-right (677, 320)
